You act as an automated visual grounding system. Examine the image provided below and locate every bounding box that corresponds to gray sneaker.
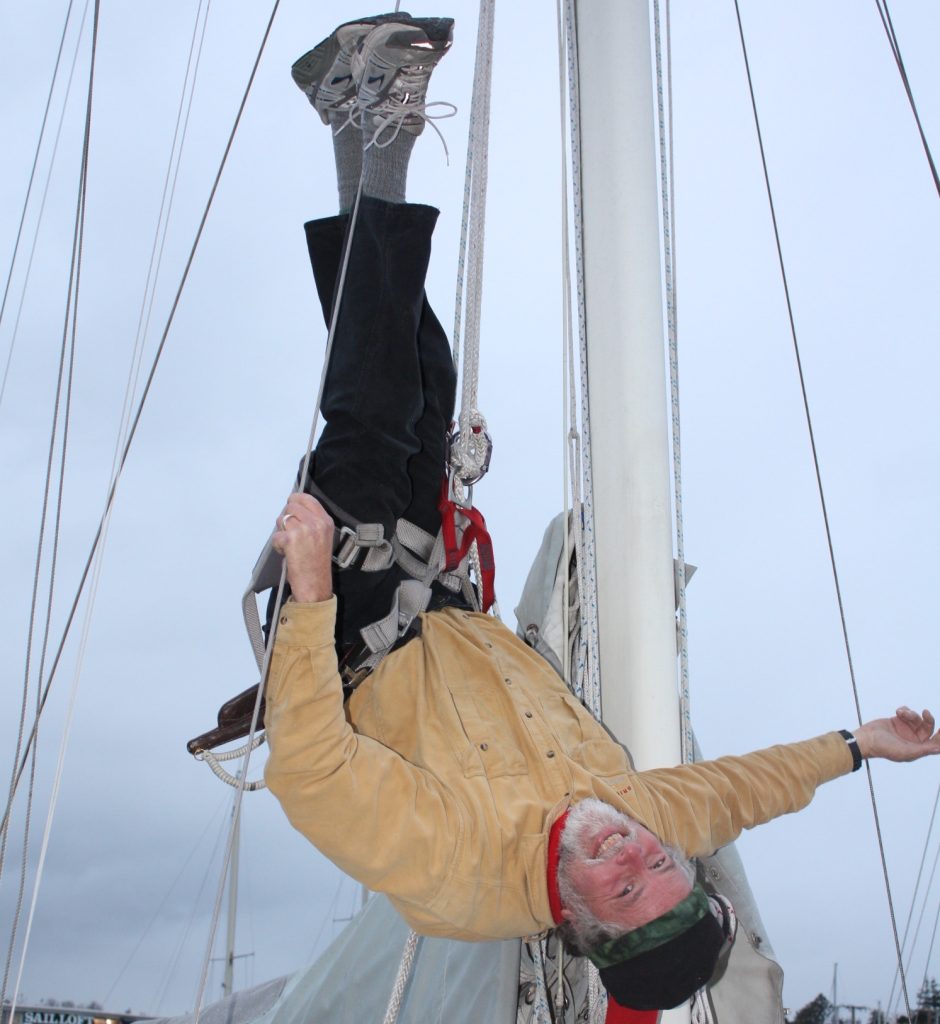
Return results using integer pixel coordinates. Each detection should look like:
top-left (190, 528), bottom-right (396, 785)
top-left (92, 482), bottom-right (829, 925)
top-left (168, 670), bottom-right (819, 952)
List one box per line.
top-left (355, 18), bottom-right (454, 145)
top-left (291, 13), bottom-right (411, 125)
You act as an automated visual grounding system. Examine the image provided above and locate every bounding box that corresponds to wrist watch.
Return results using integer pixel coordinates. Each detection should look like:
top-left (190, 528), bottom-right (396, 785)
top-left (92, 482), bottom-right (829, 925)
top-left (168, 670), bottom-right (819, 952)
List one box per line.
top-left (838, 729), bottom-right (863, 772)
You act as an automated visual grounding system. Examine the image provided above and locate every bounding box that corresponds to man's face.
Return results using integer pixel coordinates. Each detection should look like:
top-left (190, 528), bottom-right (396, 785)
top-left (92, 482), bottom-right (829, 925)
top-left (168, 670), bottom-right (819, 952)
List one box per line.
top-left (562, 801), bottom-right (693, 931)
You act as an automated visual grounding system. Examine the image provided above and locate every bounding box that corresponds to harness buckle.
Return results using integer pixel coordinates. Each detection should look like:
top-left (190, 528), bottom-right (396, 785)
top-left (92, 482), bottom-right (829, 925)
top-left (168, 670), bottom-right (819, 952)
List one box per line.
top-left (333, 525), bottom-right (362, 569)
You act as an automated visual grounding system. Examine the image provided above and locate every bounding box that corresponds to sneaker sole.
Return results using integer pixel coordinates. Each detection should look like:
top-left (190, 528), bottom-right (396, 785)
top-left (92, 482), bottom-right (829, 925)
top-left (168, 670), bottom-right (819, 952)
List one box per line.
top-left (356, 18), bottom-right (454, 111)
top-left (291, 12), bottom-right (414, 122)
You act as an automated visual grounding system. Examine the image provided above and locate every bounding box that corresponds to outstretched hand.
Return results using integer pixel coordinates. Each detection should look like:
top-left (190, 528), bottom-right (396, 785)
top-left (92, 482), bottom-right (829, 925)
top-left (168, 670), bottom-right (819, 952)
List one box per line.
top-left (272, 493), bottom-right (334, 604)
top-left (854, 707), bottom-right (940, 763)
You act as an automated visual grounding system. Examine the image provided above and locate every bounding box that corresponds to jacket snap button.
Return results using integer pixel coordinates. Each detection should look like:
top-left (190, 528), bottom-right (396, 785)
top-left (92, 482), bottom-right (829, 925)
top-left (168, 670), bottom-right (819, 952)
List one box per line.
top-left (546, 750), bottom-right (556, 759)
top-left (280, 616), bottom-right (288, 625)
top-left (480, 743), bottom-right (489, 751)
top-left (525, 711), bottom-right (533, 718)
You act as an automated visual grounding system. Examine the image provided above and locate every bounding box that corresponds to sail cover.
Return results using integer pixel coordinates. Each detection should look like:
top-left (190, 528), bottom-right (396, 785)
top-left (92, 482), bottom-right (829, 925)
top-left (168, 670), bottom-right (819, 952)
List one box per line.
top-left (149, 895), bottom-right (520, 1024)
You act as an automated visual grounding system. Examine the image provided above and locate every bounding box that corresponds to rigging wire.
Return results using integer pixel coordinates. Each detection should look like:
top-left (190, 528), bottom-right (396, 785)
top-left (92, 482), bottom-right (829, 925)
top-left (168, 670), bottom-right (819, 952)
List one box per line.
top-left (731, 2), bottom-right (912, 1018)
top-left (0, 0), bottom-right (282, 842)
top-left (101, 800), bottom-right (227, 1008)
top-left (889, 833), bottom-right (940, 1018)
top-left (920, 895), bottom-right (940, 1001)
top-left (886, 783), bottom-right (940, 1013)
top-left (2, 0), bottom-right (212, 983)
top-left (151, 804), bottom-right (233, 1014)
top-left (0, 0), bottom-right (78, 405)
top-left (3, 6), bottom-right (100, 1022)
top-left (872, 0), bottom-right (939, 198)
top-left (0, 0), bottom-right (92, 417)
top-left (113, 0), bottom-right (215, 494)
top-left (0, 0), bottom-right (96, 992)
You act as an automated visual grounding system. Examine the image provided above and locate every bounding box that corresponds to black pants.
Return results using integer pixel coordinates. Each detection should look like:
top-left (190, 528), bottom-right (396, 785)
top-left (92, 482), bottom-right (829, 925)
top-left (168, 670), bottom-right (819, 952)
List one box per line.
top-left (270, 196), bottom-right (459, 649)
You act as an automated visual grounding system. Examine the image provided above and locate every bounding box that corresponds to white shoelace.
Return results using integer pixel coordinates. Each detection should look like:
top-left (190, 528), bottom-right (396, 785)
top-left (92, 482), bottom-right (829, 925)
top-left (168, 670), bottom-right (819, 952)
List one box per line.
top-left (366, 98), bottom-right (457, 159)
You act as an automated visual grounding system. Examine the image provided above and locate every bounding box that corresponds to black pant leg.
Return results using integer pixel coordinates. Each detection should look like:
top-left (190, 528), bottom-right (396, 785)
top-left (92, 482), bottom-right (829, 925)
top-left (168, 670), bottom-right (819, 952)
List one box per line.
top-left (297, 197), bottom-right (460, 646)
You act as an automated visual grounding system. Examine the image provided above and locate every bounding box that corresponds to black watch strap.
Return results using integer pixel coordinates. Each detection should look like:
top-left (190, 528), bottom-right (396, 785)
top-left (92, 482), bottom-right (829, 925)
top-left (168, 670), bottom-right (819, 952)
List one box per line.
top-left (839, 729), bottom-right (863, 772)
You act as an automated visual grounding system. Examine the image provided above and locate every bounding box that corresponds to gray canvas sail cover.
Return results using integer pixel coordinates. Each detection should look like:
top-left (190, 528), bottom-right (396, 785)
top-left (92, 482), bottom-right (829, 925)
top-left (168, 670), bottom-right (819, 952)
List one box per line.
top-left (148, 895), bottom-right (521, 1024)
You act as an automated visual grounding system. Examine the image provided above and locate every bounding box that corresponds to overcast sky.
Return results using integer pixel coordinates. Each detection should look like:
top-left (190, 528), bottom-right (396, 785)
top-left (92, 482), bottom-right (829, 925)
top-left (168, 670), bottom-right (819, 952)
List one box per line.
top-left (1, 0), bottom-right (938, 1019)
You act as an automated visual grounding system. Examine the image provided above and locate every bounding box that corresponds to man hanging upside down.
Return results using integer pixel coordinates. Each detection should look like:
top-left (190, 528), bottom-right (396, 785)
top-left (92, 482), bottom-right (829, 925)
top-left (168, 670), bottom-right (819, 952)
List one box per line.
top-left (257, 14), bottom-right (940, 1016)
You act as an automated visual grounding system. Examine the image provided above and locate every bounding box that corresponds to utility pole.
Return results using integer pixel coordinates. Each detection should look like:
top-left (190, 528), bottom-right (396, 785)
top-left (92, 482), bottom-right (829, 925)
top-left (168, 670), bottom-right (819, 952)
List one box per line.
top-left (843, 1004), bottom-right (867, 1024)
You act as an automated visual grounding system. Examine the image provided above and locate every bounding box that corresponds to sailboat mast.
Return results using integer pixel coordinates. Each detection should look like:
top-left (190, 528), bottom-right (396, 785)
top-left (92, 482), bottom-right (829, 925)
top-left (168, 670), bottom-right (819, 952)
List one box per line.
top-left (573, 0), bottom-right (681, 772)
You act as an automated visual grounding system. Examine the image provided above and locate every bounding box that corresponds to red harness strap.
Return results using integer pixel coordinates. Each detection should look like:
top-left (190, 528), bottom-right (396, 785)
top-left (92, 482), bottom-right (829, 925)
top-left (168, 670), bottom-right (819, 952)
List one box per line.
top-left (438, 478), bottom-right (496, 611)
top-left (547, 813), bottom-right (660, 1024)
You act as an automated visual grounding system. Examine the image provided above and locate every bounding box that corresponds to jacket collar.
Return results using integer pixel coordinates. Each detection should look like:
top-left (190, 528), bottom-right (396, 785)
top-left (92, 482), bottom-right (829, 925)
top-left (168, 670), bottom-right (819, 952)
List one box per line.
top-left (546, 809), bottom-right (569, 925)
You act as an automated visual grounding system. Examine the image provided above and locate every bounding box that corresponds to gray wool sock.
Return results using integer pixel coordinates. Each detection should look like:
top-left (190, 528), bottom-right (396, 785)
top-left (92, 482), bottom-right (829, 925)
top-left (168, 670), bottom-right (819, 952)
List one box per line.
top-left (361, 128), bottom-right (417, 205)
top-left (330, 114), bottom-right (362, 214)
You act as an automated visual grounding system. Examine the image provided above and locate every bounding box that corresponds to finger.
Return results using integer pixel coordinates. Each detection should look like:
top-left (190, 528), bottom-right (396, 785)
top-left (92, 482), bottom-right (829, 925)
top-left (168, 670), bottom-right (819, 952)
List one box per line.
top-left (289, 492), bottom-right (327, 515)
top-left (923, 708), bottom-right (935, 732)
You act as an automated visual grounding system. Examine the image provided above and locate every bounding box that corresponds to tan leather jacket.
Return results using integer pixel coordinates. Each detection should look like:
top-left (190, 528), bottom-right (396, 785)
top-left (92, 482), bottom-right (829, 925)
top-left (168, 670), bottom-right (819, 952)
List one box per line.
top-left (264, 599), bottom-right (851, 941)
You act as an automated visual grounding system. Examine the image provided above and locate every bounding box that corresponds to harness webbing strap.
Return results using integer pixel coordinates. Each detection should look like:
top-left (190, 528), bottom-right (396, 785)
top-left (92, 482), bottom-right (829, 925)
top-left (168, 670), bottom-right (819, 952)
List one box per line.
top-left (438, 479), bottom-right (495, 611)
top-left (393, 518), bottom-right (463, 593)
top-left (359, 578), bottom-right (433, 667)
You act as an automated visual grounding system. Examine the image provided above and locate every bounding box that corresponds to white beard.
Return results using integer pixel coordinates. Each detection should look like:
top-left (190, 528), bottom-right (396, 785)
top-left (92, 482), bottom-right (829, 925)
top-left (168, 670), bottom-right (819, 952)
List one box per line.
top-left (560, 798), bottom-right (641, 861)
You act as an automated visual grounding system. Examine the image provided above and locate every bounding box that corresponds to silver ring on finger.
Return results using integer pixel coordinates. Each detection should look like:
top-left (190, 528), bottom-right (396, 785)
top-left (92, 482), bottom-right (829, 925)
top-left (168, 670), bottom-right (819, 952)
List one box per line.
top-left (281, 513), bottom-right (295, 529)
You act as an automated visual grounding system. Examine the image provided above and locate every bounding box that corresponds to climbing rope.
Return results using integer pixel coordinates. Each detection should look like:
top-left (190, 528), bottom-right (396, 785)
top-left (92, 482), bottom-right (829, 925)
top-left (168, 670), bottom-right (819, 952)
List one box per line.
top-left (733, 2), bottom-right (912, 1018)
top-left (449, 0), bottom-right (496, 510)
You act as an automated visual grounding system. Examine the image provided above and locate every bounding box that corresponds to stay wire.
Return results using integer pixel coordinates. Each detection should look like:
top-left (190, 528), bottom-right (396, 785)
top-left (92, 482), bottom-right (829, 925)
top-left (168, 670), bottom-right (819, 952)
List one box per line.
top-left (0, 0), bottom-right (93, 906)
top-left (0, 0), bottom-right (91, 414)
top-left (3, 4), bottom-right (100, 1021)
top-left (890, 836), bottom-right (940, 1018)
top-left (886, 783), bottom-right (940, 1012)
top-left (117, 0), bottom-right (214, 479)
top-left (0, 0), bottom-right (284, 842)
top-left (101, 800), bottom-right (227, 1008)
top-left (732, 3), bottom-right (910, 1018)
top-left (0, 0), bottom-right (76, 337)
top-left (920, 894), bottom-right (940, 999)
top-left (873, 0), bottom-right (939, 198)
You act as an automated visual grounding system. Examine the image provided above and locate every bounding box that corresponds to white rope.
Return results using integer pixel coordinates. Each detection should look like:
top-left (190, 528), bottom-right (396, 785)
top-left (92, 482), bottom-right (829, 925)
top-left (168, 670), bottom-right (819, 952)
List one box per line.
top-left (195, 738), bottom-right (267, 791)
top-left (450, 0), bottom-right (496, 498)
top-left (381, 930), bottom-right (420, 1024)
